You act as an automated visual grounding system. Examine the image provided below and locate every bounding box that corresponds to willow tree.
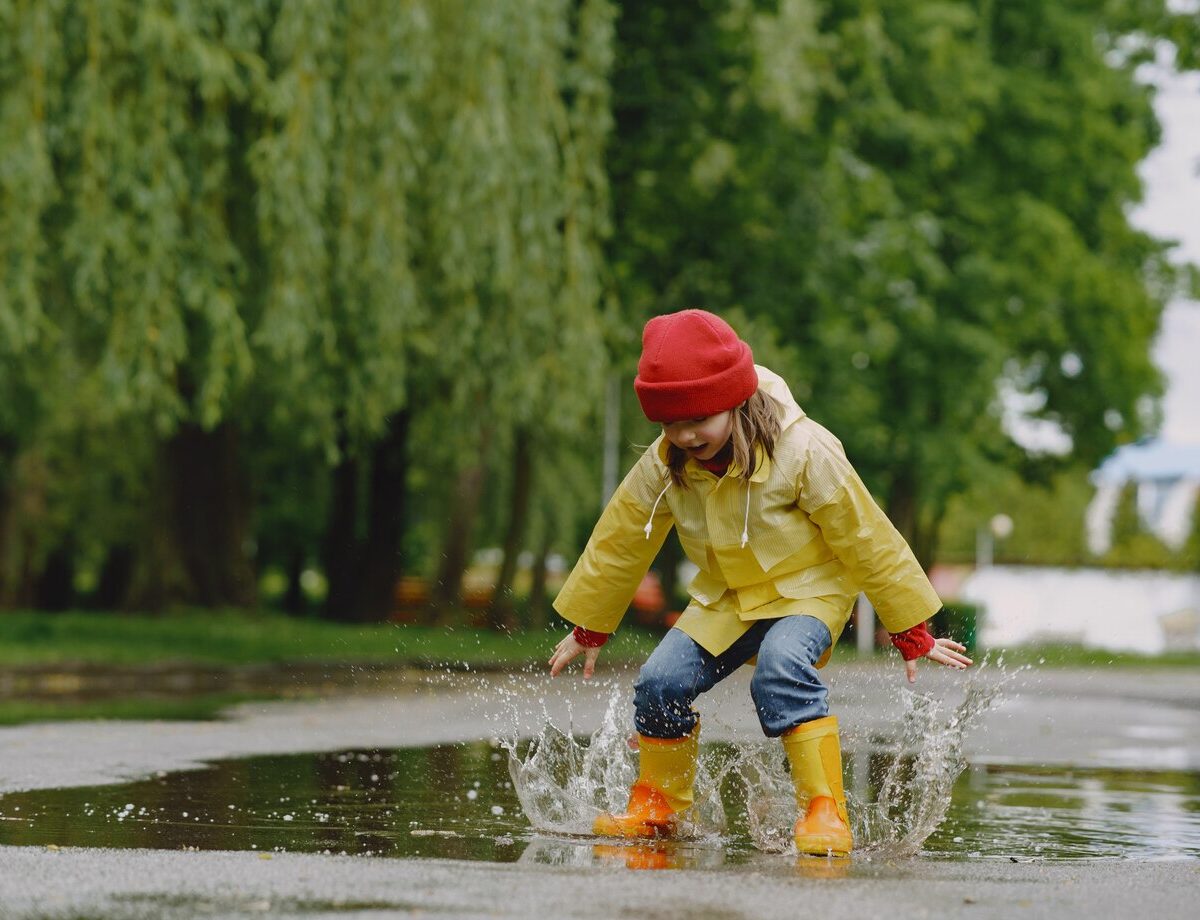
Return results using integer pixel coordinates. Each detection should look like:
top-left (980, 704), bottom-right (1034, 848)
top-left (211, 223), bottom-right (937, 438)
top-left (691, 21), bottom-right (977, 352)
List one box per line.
top-left (1, 0), bottom-right (265, 609)
top-left (0, 0), bottom-right (60, 604)
top-left (0, 2), bottom-right (428, 610)
top-left (247, 2), bottom-right (431, 622)
top-left (0, 0), bottom-right (616, 617)
top-left (409, 0), bottom-right (616, 625)
top-left (246, 0), bottom-right (615, 625)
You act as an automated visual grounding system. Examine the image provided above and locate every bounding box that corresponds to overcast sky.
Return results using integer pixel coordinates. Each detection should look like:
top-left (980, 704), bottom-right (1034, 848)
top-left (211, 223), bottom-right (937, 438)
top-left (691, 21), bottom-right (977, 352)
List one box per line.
top-left (1134, 62), bottom-right (1200, 444)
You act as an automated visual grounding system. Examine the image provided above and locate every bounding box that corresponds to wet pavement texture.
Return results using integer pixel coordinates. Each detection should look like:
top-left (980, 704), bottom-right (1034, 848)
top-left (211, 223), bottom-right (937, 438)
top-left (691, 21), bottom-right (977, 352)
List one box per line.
top-left (0, 661), bottom-right (429, 705)
top-left (0, 663), bottom-right (1198, 918)
top-left (1, 745), bottom-right (1196, 862)
top-left (1, 843), bottom-right (1198, 920)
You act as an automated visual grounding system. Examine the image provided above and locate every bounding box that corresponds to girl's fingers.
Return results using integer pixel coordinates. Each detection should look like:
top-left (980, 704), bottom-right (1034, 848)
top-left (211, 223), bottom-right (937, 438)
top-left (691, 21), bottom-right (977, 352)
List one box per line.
top-left (928, 647), bottom-right (972, 670)
top-left (905, 659), bottom-right (918, 684)
top-left (550, 647), bottom-right (578, 677)
top-left (582, 647), bottom-right (601, 679)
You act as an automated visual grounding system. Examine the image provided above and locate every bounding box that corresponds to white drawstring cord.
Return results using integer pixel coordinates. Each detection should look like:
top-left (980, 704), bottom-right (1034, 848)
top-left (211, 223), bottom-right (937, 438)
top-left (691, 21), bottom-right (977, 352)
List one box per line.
top-left (740, 480), bottom-right (751, 548)
top-left (644, 482), bottom-right (671, 539)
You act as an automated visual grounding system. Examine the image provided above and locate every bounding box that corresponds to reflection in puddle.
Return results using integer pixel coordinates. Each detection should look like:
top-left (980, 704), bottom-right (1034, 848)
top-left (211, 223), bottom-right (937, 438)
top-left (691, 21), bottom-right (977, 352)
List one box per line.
top-left (0, 743), bottom-right (1197, 864)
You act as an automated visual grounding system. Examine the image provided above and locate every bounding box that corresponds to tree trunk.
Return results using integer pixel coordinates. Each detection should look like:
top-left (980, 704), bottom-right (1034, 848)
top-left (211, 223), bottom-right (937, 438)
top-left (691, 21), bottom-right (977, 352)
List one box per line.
top-left (165, 421), bottom-right (257, 607)
top-left (886, 467), bottom-right (930, 570)
top-left (282, 545), bottom-right (307, 615)
top-left (0, 447), bottom-right (54, 609)
top-left (527, 533), bottom-right (552, 630)
top-left (427, 458), bottom-right (487, 625)
top-left (487, 428), bottom-right (533, 631)
top-left (916, 498), bottom-right (947, 573)
top-left (358, 409), bottom-right (411, 622)
top-left (0, 434), bottom-right (14, 608)
top-left (93, 544), bottom-right (134, 610)
top-left (33, 541), bottom-right (75, 611)
top-left (322, 445), bottom-right (362, 621)
top-left (125, 450), bottom-right (195, 611)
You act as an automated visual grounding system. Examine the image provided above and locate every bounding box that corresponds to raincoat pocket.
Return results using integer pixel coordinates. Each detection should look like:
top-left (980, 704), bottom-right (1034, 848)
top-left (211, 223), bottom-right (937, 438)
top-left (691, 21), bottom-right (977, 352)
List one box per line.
top-left (772, 560), bottom-right (854, 600)
top-left (686, 569), bottom-right (728, 606)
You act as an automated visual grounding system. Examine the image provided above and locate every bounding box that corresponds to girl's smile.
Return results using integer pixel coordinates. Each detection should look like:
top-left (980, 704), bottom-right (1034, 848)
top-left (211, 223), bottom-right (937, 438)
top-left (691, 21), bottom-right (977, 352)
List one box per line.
top-left (663, 411), bottom-right (735, 462)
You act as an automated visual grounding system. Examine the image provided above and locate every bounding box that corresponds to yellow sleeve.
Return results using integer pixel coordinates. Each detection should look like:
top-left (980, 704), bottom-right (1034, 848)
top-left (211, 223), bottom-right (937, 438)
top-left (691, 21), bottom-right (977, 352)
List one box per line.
top-left (552, 444), bottom-right (674, 634)
top-left (795, 424), bottom-right (941, 634)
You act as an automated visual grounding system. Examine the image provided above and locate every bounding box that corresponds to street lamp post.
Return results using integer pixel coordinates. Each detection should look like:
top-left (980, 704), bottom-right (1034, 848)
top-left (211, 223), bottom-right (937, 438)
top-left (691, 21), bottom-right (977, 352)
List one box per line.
top-left (976, 513), bottom-right (1014, 569)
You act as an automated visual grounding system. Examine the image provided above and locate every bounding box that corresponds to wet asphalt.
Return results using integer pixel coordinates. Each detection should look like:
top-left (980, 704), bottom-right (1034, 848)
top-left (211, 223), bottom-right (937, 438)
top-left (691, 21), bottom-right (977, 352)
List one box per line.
top-left (0, 662), bottom-right (1198, 918)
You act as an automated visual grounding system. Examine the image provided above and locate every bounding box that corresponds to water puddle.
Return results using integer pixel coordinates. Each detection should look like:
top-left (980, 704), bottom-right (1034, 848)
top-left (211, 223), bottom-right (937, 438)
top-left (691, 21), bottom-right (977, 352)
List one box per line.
top-left (0, 662), bottom-right (428, 705)
top-left (3, 665), bottom-right (1196, 866)
top-left (0, 742), bottom-right (1196, 864)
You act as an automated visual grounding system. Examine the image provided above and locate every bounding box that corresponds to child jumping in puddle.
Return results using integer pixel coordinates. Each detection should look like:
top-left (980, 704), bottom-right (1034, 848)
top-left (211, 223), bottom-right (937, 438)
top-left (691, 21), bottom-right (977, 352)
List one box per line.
top-left (548, 309), bottom-right (972, 856)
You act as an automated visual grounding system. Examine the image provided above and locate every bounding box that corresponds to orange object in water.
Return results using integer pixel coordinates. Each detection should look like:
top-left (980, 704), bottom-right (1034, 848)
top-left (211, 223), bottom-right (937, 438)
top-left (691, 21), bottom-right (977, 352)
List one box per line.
top-left (592, 843), bottom-right (675, 870)
top-left (792, 796), bottom-right (853, 857)
top-left (594, 728), bottom-right (699, 838)
top-left (592, 783), bottom-right (677, 838)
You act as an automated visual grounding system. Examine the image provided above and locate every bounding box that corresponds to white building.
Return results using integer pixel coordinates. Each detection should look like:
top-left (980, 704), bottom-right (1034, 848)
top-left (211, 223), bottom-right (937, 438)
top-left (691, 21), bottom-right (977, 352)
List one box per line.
top-left (935, 439), bottom-right (1200, 655)
top-left (1085, 438), bottom-right (1200, 554)
top-left (959, 564), bottom-right (1200, 655)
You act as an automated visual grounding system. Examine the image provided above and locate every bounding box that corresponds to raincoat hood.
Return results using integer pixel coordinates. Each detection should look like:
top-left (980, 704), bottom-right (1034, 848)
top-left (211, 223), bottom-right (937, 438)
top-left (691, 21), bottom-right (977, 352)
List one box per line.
top-left (755, 364), bottom-right (806, 431)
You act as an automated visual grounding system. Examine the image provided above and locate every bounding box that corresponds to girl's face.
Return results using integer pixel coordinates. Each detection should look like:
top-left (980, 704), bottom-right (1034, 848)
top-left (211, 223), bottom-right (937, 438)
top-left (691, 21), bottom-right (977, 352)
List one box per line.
top-left (662, 410), bottom-right (734, 461)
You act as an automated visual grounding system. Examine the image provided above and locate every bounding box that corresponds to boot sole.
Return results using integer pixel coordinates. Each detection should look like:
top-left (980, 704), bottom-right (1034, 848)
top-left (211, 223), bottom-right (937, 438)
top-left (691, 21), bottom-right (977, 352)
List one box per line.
top-left (593, 817), bottom-right (675, 839)
top-left (794, 835), bottom-right (853, 858)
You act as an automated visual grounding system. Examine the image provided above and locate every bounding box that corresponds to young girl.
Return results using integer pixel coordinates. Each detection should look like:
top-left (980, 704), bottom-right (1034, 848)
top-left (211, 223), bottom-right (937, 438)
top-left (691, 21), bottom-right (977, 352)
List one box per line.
top-left (547, 309), bottom-right (972, 856)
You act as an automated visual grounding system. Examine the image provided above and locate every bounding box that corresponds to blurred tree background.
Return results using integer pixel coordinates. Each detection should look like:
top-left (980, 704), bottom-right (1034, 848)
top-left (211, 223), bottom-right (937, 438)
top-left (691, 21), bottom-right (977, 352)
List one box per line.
top-left (1, 0), bottom-right (1197, 626)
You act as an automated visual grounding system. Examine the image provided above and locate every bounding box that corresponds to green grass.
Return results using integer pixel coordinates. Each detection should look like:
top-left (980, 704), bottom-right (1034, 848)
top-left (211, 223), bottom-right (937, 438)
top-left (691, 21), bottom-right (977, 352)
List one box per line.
top-left (1, 610), bottom-right (1196, 728)
top-left (975, 643), bottom-right (1200, 669)
top-left (0, 609), bottom-right (667, 725)
top-left (0, 608), bottom-right (662, 668)
top-left (2, 610), bottom-right (1196, 671)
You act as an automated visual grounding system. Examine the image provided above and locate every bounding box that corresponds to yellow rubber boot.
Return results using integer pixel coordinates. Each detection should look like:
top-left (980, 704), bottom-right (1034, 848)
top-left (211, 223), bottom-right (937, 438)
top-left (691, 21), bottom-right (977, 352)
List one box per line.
top-left (593, 727), bottom-right (699, 838)
top-left (782, 715), bottom-right (853, 857)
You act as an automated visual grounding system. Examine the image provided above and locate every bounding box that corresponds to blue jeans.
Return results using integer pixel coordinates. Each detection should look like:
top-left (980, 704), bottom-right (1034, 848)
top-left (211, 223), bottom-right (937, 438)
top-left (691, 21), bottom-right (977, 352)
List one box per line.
top-left (633, 616), bottom-right (832, 739)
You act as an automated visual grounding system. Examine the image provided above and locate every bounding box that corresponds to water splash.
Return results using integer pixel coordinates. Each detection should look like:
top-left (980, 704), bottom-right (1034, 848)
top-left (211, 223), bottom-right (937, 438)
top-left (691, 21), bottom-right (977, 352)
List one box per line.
top-left (853, 668), bottom-right (1011, 857)
top-left (504, 656), bottom-right (1021, 857)
top-left (500, 690), bottom-right (730, 839)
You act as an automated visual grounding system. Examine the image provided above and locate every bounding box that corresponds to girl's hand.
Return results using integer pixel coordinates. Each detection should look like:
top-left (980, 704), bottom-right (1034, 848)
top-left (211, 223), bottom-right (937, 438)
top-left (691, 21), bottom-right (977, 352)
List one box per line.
top-left (548, 631), bottom-right (603, 678)
top-left (905, 637), bottom-right (972, 684)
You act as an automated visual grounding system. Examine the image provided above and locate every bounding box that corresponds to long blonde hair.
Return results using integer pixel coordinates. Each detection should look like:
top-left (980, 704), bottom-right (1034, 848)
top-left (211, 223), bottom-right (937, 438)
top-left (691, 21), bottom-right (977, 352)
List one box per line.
top-left (665, 390), bottom-right (783, 487)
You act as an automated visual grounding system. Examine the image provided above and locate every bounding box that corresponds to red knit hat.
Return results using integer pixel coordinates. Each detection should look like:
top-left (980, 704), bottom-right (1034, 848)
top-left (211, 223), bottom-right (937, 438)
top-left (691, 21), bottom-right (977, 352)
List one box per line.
top-left (634, 309), bottom-right (758, 422)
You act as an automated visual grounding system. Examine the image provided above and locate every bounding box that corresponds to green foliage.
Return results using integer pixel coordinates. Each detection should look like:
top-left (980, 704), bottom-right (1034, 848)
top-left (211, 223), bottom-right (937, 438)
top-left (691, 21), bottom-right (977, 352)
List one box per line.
top-left (1, 0), bottom-right (1195, 614)
top-left (1180, 492), bottom-right (1200, 572)
top-left (1101, 482), bottom-right (1200, 570)
top-left (604, 0), bottom-right (1193, 565)
top-left (938, 466), bottom-right (1094, 566)
top-left (0, 1), bottom-right (616, 607)
top-left (939, 470), bottom-right (1200, 571)
top-left (931, 602), bottom-right (982, 651)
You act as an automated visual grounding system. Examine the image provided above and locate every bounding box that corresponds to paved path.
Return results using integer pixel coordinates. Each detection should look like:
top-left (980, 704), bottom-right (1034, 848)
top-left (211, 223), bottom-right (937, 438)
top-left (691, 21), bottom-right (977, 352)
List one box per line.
top-left (3, 662), bottom-right (1198, 795)
top-left (1, 841), bottom-right (1198, 920)
top-left (0, 664), bottom-right (1198, 918)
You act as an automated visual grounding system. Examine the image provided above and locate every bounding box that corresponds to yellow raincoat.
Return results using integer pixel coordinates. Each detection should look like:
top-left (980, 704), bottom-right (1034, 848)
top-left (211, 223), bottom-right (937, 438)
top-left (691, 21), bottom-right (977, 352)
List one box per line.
top-left (553, 366), bottom-right (941, 667)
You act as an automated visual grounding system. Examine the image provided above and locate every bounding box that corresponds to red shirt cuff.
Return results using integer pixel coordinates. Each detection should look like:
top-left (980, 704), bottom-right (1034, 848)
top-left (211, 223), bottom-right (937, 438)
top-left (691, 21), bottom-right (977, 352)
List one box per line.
top-left (890, 622), bottom-right (935, 661)
top-left (573, 626), bottom-right (609, 648)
